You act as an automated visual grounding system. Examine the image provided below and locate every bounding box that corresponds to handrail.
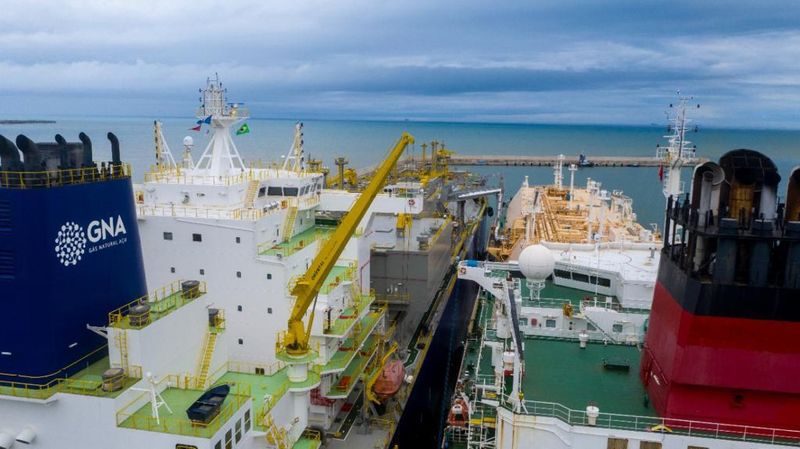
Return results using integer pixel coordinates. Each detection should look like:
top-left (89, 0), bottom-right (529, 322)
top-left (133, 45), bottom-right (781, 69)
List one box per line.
top-left (0, 164), bottom-right (131, 189)
top-left (500, 395), bottom-right (800, 445)
top-left (0, 364), bottom-right (143, 400)
top-left (108, 280), bottom-right (206, 328)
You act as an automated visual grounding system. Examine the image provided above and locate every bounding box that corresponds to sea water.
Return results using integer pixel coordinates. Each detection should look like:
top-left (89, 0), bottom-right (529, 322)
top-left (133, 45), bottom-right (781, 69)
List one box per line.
top-left (2, 117), bottom-right (799, 227)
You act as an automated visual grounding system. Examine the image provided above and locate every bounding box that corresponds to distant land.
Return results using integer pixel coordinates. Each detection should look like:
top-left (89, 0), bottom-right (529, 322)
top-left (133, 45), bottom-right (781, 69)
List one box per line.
top-left (0, 120), bottom-right (56, 125)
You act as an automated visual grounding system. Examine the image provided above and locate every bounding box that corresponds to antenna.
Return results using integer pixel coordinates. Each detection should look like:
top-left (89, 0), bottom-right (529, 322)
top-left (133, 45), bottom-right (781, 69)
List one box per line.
top-left (657, 92), bottom-right (700, 200)
top-left (282, 122), bottom-right (304, 174)
top-left (130, 372), bottom-right (173, 425)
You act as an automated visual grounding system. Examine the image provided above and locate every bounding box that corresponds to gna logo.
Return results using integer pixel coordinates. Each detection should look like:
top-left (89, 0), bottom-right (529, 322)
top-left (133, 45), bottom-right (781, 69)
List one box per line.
top-left (54, 215), bottom-right (128, 266)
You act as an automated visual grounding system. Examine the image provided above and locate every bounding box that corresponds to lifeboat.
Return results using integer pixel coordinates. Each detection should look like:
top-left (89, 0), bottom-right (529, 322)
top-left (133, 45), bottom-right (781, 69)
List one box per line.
top-left (373, 359), bottom-right (404, 400)
top-left (447, 396), bottom-right (470, 427)
top-left (186, 384), bottom-right (230, 424)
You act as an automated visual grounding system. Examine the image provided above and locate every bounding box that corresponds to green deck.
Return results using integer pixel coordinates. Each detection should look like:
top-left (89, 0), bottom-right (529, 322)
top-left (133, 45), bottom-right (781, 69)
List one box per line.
top-left (118, 384), bottom-right (250, 437)
top-left (259, 226), bottom-right (334, 258)
top-left (0, 354), bottom-right (140, 400)
top-left (320, 265), bottom-right (352, 294)
top-left (521, 338), bottom-right (653, 417)
top-left (321, 310), bottom-right (382, 373)
top-left (323, 294), bottom-right (374, 336)
top-left (326, 333), bottom-right (381, 398)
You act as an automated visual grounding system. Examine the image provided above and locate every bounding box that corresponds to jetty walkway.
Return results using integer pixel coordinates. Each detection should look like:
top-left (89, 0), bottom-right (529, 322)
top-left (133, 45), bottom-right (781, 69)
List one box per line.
top-left (447, 155), bottom-right (707, 167)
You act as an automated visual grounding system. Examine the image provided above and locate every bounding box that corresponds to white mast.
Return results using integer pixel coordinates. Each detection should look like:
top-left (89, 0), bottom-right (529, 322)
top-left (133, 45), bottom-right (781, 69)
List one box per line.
top-left (658, 92), bottom-right (699, 200)
top-left (194, 74), bottom-right (248, 177)
top-left (553, 154), bottom-right (564, 189)
top-left (282, 122), bottom-right (304, 173)
top-left (154, 121), bottom-right (177, 171)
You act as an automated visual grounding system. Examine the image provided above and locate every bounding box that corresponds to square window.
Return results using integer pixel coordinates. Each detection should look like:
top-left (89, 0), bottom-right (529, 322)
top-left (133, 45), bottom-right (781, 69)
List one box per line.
top-left (612, 323), bottom-right (624, 333)
top-left (238, 338), bottom-right (244, 345)
top-left (235, 419), bottom-right (242, 442)
top-left (607, 438), bottom-right (628, 449)
top-left (237, 305), bottom-right (243, 312)
top-left (163, 232), bottom-right (173, 240)
top-left (235, 236), bottom-right (241, 243)
top-left (267, 307), bottom-right (273, 314)
top-left (170, 267), bottom-right (176, 273)
top-left (200, 269), bottom-right (205, 275)
top-left (518, 318), bottom-right (528, 327)
top-left (192, 233), bottom-right (202, 242)
top-left (255, 367), bottom-right (265, 375)
top-left (586, 322), bottom-right (597, 331)
top-left (639, 443), bottom-right (661, 449)
top-left (267, 273), bottom-right (272, 280)
top-left (236, 271), bottom-right (242, 278)
top-left (545, 319), bottom-right (557, 328)
top-left (244, 410), bottom-right (251, 432)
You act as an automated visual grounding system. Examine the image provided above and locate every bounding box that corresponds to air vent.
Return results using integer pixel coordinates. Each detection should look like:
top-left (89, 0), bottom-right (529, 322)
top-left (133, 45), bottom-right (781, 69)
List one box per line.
top-left (0, 250), bottom-right (14, 279)
top-left (0, 200), bottom-right (10, 232)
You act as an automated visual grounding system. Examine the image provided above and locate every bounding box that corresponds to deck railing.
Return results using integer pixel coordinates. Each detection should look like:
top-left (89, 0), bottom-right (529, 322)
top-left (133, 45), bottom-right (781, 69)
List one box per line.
top-left (108, 280), bottom-right (206, 329)
top-left (0, 164), bottom-right (131, 189)
top-left (500, 396), bottom-right (800, 445)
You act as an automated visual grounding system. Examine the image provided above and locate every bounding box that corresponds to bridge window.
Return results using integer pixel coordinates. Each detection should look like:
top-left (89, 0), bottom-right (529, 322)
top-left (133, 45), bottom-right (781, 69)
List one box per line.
top-left (687, 446), bottom-right (708, 449)
top-left (606, 438), bottom-right (628, 449)
top-left (612, 323), bottom-right (623, 333)
top-left (258, 186), bottom-right (266, 197)
top-left (163, 232), bottom-right (173, 240)
top-left (284, 187), bottom-right (299, 196)
top-left (235, 419), bottom-right (242, 442)
top-left (245, 410), bottom-right (251, 431)
top-left (255, 367), bottom-right (265, 375)
top-left (545, 319), bottom-right (556, 328)
top-left (192, 233), bottom-right (202, 242)
top-left (553, 269), bottom-right (571, 279)
top-left (573, 273), bottom-right (590, 283)
top-left (267, 186), bottom-right (282, 196)
top-left (176, 445), bottom-right (198, 449)
top-left (590, 275), bottom-right (612, 287)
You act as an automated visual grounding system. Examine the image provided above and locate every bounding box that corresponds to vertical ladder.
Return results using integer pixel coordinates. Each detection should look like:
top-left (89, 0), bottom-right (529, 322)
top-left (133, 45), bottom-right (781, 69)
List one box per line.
top-left (196, 332), bottom-right (217, 388)
top-left (244, 180), bottom-right (260, 208)
top-left (282, 205), bottom-right (298, 242)
top-left (116, 329), bottom-right (130, 374)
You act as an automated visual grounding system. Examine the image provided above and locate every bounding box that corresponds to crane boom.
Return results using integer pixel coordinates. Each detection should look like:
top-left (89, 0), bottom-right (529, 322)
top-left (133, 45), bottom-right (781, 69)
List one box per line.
top-left (284, 132), bottom-right (415, 355)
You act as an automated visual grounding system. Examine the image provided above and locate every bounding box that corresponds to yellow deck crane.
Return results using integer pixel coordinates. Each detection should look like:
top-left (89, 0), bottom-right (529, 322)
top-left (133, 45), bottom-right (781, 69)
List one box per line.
top-left (282, 132), bottom-right (415, 357)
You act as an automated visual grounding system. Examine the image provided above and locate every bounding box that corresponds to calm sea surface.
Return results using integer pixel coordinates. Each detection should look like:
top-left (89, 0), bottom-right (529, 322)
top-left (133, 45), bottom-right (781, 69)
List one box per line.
top-left (2, 117), bottom-right (798, 227)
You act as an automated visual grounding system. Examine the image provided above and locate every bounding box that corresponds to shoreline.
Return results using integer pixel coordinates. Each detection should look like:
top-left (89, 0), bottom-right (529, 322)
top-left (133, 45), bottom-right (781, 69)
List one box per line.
top-left (0, 120), bottom-right (56, 125)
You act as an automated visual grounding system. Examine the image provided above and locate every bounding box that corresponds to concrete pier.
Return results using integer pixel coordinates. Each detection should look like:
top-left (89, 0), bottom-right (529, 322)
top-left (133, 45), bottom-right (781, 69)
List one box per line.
top-left (447, 155), bottom-right (706, 167)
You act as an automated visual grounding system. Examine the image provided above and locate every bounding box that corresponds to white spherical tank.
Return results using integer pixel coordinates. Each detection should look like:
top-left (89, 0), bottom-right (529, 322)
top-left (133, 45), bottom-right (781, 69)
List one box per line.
top-left (518, 244), bottom-right (555, 281)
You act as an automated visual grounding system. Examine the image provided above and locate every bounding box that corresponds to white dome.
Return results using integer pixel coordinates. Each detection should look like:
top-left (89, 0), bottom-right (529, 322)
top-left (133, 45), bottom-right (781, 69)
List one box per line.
top-left (518, 244), bottom-right (555, 281)
top-left (183, 135), bottom-right (194, 146)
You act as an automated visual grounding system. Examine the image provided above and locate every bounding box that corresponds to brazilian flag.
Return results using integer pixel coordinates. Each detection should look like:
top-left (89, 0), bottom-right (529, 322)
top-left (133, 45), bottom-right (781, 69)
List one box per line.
top-left (236, 123), bottom-right (250, 135)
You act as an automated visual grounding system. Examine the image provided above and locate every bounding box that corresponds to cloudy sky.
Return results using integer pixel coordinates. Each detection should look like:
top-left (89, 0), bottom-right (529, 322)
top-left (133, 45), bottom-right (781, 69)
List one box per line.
top-left (1, 0), bottom-right (799, 127)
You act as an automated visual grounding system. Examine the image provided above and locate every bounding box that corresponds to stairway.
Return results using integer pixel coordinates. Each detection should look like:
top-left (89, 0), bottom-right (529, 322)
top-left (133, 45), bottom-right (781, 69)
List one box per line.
top-left (116, 329), bottom-right (130, 374)
top-left (282, 205), bottom-right (298, 242)
top-left (196, 332), bottom-right (218, 388)
top-left (244, 180), bottom-right (260, 208)
top-left (264, 412), bottom-right (290, 449)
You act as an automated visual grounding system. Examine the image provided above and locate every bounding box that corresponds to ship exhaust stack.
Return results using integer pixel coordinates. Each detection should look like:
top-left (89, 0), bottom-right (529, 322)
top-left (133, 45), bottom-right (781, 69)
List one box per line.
top-left (79, 132), bottom-right (95, 167)
top-left (642, 148), bottom-right (800, 430)
top-left (16, 135), bottom-right (42, 171)
top-left (55, 134), bottom-right (71, 169)
top-left (0, 135), bottom-right (22, 171)
top-left (108, 132), bottom-right (121, 165)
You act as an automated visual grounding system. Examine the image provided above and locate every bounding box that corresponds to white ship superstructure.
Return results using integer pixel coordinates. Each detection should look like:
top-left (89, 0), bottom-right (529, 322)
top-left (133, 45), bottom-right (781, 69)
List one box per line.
top-left (0, 77), bottom-right (487, 449)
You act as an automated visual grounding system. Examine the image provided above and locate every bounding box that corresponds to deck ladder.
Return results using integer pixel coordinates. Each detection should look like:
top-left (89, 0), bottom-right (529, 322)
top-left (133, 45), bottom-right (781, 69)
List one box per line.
top-left (264, 412), bottom-right (290, 449)
top-left (282, 204), bottom-right (298, 242)
top-left (244, 180), bottom-right (260, 208)
top-left (115, 329), bottom-right (130, 375)
top-left (196, 332), bottom-right (218, 388)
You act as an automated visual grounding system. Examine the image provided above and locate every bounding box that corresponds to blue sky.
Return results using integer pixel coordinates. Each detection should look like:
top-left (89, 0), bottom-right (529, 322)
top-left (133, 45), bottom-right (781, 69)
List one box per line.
top-left (1, 0), bottom-right (799, 128)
